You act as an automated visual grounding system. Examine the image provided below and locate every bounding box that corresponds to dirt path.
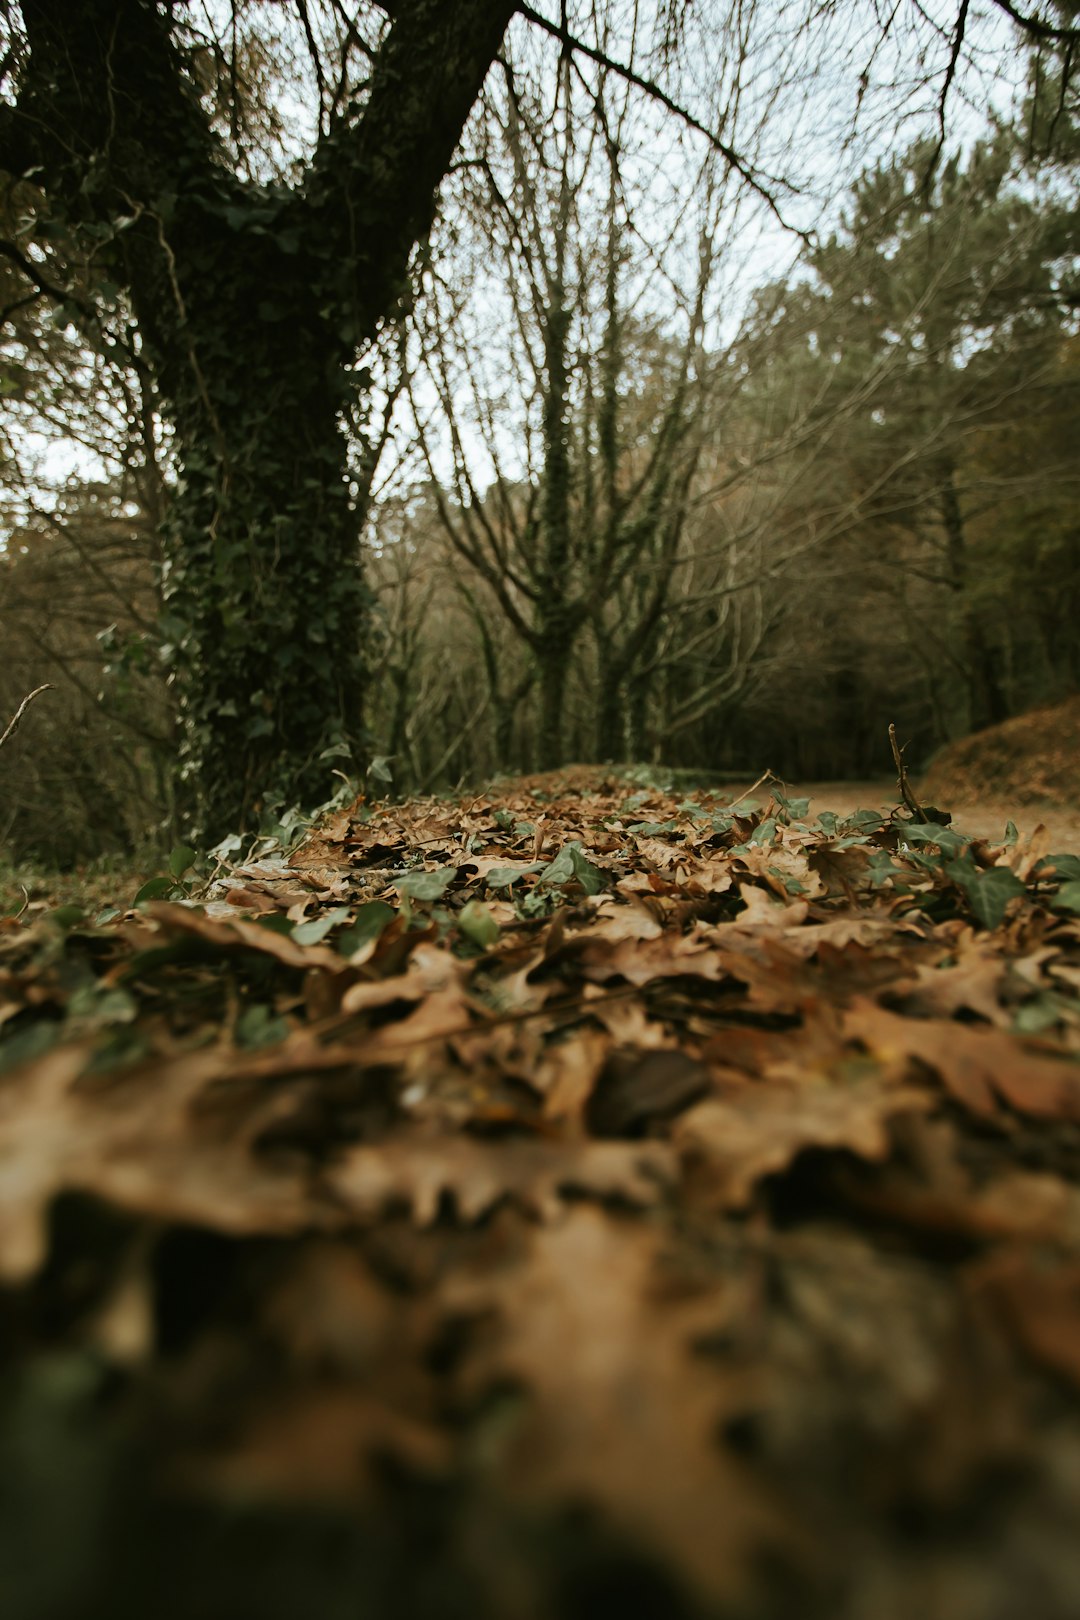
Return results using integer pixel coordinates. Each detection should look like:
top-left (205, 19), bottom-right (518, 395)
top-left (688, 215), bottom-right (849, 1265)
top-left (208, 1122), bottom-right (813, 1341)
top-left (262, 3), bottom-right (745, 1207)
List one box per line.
top-left (792, 779), bottom-right (1080, 851)
top-left (496, 765), bottom-right (1080, 852)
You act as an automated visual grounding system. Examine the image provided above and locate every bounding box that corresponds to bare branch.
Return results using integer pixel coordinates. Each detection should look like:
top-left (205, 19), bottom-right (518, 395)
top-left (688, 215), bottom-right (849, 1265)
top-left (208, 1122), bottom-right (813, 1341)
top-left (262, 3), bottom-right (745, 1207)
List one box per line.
top-left (514, 2), bottom-right (809, 241)
top-left (923, 0), bottom-right (970, 190)
top-left (989, 1), bottom-right (1080, 45)
top-left (0, 685), bottom-right (53, 753)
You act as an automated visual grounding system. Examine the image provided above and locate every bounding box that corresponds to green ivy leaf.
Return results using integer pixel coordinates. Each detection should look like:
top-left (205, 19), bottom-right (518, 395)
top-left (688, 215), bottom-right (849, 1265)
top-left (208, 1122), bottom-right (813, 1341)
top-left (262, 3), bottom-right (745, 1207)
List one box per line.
top-left (537, 843), bottom-right (607, 895)
top-left (68, 984), bottom-right (138, 1025)
top-left (569, 844), bottom-right (608, 894)
top-left (45, 904), bottom-right (86, 930)
top-left (0, 1022), bottom-right (60, 1074)
top-left (458, 900), bottom-right (500, 947)
top-left (253, 913), bottom-right (295, 936)
top-left (291, 905), bottom-right (352, 945)
top-left (168, 844), bottom-right (198, 879)
top-left (337, 900), bottom-right (396, 955)
top-left (235, 1004), bottom-right (290, 1049)
top-left (772, 788), bottom-right (810, 819)
top-left (133, 875), bottom-right (178, 905)
top-left (485, 863), bottom-right (545, 889)
top-left (1039, 854), bottom-right (1080, 883)
top-left (899, 821), bottom-right (970, 858)
top-left (945, 858), bottom-right (1026, 929)
top-left (1050, 880), bottom-right (1080, 915)
top-left (395, 866), bottom-right (458, 901)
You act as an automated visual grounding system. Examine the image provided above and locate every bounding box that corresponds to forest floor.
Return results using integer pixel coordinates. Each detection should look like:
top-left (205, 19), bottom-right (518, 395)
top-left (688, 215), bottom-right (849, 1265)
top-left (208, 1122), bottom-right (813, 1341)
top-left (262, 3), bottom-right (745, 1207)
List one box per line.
top-left (2, 743), bottom-right (1080, 1619)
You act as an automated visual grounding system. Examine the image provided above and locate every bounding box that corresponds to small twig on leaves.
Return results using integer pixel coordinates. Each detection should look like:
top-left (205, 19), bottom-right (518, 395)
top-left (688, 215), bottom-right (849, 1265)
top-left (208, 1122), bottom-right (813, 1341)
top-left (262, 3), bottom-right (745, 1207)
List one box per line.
top-left (727, 768), bottom-right (774, 811)
top-left (0, 684), bottom-right (54, 753)
top-left (889, 722), bottom-right (928, 821)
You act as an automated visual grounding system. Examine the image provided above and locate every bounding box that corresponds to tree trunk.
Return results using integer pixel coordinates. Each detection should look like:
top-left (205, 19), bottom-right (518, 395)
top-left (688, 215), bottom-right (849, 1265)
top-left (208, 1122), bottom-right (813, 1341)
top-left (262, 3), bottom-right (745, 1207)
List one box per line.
top-left (158, 295), bottom-right (368, 835)
top-left (592, 628), bottom-right (624, 762)
top-left (536, 634), bottom-right (572, 772)
top-left (941, 463), bottom-right (1008, 732)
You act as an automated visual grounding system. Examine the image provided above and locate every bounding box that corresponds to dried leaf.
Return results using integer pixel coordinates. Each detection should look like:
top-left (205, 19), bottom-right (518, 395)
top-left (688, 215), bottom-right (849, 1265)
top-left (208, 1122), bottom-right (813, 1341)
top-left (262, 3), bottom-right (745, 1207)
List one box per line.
top-left (674, 1082), bottom-right (930, 1208)
top-left (327, 1133), bottom-right (676, 1223)
top-left (845, 999), bottom-right (1080, 1120)
top-left (443, 1207), bottom-right (787, 1598)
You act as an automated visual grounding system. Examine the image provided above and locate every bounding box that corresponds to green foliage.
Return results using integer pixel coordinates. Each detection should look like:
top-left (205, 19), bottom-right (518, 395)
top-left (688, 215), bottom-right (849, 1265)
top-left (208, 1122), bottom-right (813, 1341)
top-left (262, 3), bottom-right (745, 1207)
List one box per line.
top-left (132, 844), bottom-right (201, 906)
top-left (291, 906), bottom-right (352, 945)
top-left (944, 857), bottom-right (1027, 930)
top-left (394, 866), bottom-right (459, 901)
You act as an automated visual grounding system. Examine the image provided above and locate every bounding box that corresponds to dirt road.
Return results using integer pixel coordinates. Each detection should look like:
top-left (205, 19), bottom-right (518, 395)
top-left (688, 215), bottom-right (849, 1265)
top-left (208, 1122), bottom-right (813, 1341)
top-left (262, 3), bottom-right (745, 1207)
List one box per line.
top-left (792, 780), bottom-right (1080, 851)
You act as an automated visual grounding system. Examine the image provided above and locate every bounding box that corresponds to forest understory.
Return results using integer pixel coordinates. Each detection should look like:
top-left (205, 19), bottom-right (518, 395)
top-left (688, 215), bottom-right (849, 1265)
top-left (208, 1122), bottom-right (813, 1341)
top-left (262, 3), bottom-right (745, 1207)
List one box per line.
top-left (2, 759), bottom-right (1080, 1620)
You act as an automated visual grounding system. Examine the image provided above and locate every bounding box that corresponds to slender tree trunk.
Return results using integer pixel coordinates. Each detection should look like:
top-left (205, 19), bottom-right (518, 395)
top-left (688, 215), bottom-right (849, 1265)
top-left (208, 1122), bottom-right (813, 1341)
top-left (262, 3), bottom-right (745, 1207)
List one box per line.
top-left (593, 629), bottom-right (625, 761)
top-left (494, 670), bottom-right (535, 768)
top-left (536, 632), bottom-right (573, 772)
top-left (627, 671), bottom-right (655, 762)
top-left (941, 463), bottom-right (1008, 731)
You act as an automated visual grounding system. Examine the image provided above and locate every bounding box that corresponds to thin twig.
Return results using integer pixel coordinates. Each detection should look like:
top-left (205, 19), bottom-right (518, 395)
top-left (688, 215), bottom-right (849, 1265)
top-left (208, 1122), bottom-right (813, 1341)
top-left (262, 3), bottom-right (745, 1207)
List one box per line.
top-left (0, 685), bottom-right (54, 752)
top-left (726, 768), bottom-right (774, 810)
top-left (888, 722), bottom-right (928, 821)
top-left (515, 3), bottom-right (809, 243)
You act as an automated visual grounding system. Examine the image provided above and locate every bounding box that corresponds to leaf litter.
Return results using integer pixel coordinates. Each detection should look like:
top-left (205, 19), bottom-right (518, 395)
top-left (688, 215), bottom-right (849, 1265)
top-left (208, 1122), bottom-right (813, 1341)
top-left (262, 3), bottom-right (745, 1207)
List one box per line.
top-left (2, 770), bottom-right (1080, 1618)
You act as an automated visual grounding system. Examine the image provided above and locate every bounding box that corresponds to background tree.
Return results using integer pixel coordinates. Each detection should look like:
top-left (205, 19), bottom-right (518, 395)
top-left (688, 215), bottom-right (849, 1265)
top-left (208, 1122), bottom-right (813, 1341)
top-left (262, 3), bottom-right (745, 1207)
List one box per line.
top-left (410, 6), bottom-right (777, 770)
top-left (745, 130), bottom-right (1080, 749)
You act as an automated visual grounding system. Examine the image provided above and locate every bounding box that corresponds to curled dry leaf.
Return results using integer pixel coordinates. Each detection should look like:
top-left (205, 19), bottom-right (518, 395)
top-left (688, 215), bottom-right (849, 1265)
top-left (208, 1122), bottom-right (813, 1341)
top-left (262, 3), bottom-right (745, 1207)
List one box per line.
top-left (141, 900), bottom-right (344, 970)
top-left (585, 1045), bottom-right (712, 1137)
top-left (0, 1038), bottom-right (343, 1282)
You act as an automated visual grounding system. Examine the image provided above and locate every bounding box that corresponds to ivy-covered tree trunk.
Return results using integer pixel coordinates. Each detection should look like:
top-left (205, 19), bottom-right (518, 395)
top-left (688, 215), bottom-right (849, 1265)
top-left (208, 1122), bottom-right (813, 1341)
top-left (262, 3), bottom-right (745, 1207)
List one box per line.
top-left (158, 312), bottom-right (367, 836)
top-left (6, 0), bottom-right (515, 837)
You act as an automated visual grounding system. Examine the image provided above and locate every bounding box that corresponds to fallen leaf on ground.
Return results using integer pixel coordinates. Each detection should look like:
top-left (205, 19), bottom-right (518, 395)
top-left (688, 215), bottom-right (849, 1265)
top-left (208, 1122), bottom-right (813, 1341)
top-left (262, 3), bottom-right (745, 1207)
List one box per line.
top-left (444, 1205), bottom-right (789, 1599)
top-left (674, 1081), bottom-right (931, 1208)
top-left (844, 998), bottom-right (1080, 1120)
top-left (327, 1132), bottom-right (676, 1223)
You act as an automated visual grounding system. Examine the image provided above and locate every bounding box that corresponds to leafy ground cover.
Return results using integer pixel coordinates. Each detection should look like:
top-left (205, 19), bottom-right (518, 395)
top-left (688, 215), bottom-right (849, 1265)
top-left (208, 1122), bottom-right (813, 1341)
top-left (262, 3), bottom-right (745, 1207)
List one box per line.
top-left (919, 694), bottom-right (1080, 809)
top-left (2, 768), bottom-right (1080, 1620)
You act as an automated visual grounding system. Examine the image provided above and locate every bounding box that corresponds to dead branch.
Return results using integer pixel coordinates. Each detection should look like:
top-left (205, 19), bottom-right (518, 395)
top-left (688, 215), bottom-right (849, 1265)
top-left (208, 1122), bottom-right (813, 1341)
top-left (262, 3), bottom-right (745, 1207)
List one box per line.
top-left (0, 684), bottom-right (53, 753)
top-left (726, 768), bottom-right (775, 810)
top-left (889, 722), bottom-right (928, 822)
top-left (514, 3), bottom-right (809, 242)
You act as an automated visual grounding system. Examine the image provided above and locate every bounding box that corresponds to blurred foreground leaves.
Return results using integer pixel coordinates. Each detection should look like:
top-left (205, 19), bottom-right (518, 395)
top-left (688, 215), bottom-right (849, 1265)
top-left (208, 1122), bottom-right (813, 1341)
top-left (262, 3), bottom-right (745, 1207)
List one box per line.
top-left (1, 771), bottom-right (1080, 1619)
